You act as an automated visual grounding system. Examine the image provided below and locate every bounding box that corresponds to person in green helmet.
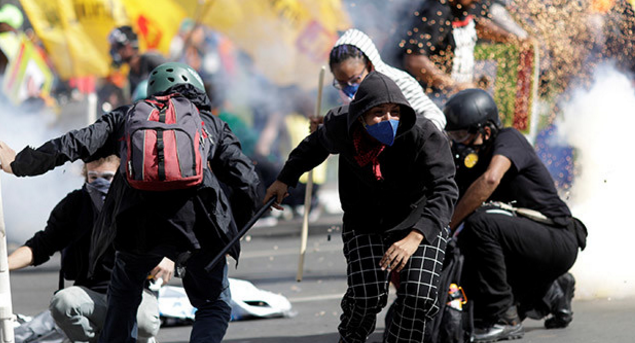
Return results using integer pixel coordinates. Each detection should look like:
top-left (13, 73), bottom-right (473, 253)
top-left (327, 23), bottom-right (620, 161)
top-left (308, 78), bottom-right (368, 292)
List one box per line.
top-left (0, 62), bottom-right (262, 343)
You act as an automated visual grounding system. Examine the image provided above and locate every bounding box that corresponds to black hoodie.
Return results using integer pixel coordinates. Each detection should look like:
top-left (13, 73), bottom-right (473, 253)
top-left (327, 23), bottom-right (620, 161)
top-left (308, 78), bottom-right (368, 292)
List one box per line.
top-left (278, 71), bottom-right (457, 242)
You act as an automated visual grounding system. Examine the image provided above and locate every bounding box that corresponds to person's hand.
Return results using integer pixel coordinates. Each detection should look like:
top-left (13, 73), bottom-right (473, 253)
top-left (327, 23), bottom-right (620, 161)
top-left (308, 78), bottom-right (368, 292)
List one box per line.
top-left (0, 140), bottom-right (16, 174)
top-left (309, 115), bottom-right (324, 133)
top-left (453, 81), bottom-right (477, 93)
top-left (379, 230), bottom-right (425, 273)
top-left (264, 180), bottom-right (289, 211)
top-left (148, 257), bottom-right (175, 284)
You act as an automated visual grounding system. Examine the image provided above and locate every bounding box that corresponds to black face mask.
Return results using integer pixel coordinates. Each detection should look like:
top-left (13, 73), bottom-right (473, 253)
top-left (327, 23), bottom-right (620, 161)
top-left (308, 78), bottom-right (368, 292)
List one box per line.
top-left (452, 140), bottom-right (493, 196)
top-left (451, 124), bottom-right (499, 170)
top-left (451, 136), bottom-right (493, 172)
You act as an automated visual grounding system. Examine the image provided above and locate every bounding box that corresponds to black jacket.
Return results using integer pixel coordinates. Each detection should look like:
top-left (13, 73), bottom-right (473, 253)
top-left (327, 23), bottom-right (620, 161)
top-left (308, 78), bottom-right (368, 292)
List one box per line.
top-left (277, 72), bottom-right (457, 242)
top-left (24, 186), bottom-right (114, 293)
top-left (11, 84), bottom-right (261, 269)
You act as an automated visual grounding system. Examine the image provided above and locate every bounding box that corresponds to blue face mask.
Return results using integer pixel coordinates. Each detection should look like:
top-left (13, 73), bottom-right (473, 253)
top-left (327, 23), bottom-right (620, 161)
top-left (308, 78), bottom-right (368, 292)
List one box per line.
top-left (341, 84), bottom-right (359, 99)
top-left (365, 119), bottom-right (400, 146)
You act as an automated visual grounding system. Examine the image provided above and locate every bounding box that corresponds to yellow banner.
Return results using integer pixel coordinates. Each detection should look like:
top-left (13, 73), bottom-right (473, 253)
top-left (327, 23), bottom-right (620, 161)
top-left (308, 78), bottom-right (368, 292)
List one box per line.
top-left (182, 0), bottom-right (351, 89)
top-left (120, 0), bottom-right (187, 53)
top-left (20, 0), bottom-right (184, 79)
top-left (20, 0), bottom-right (128, 79)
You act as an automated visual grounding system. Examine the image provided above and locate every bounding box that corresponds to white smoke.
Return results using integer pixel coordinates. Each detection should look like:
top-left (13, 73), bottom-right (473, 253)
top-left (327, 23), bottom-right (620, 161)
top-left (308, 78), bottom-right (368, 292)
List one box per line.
top-left (0, 102), bottom-right (85, 246)
top-left (557, 63), bottom-right (635, 299)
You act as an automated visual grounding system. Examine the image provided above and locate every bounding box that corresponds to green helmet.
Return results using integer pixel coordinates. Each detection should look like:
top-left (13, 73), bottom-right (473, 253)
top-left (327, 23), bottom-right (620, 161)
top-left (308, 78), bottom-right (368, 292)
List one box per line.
top-left (146, 62), bottom-right (205, 96)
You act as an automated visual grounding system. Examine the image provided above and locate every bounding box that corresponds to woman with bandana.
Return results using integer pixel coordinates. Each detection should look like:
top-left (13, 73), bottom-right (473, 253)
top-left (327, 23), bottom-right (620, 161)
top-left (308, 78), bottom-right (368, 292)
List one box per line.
top-left (265, 71), bottom-right (458, 343)
top-left (8, 156), bottom-right (170, 343)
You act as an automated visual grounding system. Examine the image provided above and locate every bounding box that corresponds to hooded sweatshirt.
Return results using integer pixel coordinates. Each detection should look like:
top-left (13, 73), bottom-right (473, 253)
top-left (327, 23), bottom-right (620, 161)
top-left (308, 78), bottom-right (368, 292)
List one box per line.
top-left (333, 29), bottom-right (446, 131)
top-left (278, 71), bottom-right (457, 242)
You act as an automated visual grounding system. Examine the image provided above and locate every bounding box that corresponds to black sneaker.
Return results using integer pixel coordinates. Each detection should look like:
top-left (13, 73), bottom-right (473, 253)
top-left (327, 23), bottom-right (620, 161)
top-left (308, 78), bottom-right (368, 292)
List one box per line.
top-left (473, 306), bottom-right (525, 342)
top-left (545, 273), bottom-right (575, 329)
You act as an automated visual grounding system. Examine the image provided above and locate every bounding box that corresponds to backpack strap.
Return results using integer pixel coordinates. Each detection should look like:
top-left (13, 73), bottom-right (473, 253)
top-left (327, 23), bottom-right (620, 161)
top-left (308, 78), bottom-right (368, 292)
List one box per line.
top-left (156, 127), bottom-right (166, 181)
top-left (147, 97), bottom-right (169, 181)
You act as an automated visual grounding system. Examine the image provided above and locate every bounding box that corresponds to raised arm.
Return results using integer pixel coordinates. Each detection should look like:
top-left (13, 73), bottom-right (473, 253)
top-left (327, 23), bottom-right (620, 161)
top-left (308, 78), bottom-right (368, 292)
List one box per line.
top-left (5, 111), bottom-right (124, 177)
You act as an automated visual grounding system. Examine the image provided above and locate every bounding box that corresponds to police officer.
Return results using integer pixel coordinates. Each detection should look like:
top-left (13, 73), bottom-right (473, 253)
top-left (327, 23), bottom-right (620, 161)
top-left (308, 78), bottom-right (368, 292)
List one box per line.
top-left (444, 89), bottom-right (586, 342)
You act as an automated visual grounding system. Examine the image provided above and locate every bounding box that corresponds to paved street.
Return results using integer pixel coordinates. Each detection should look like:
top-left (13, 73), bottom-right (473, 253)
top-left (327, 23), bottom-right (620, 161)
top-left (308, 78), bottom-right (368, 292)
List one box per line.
top-left (7, 213), bottom-right (635, 342)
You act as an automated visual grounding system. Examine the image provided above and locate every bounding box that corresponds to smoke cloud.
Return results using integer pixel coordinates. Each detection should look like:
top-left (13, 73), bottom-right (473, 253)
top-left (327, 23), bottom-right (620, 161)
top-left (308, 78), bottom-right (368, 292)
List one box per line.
top-left (558, 63), bottom-right (635, 299)
top-left (0, 101), bottom-right (85, 245)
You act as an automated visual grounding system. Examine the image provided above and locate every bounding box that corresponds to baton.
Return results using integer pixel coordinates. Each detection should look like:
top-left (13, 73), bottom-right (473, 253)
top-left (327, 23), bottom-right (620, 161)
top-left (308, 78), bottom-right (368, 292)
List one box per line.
top-left (205, 197), bottom-right (276, 272)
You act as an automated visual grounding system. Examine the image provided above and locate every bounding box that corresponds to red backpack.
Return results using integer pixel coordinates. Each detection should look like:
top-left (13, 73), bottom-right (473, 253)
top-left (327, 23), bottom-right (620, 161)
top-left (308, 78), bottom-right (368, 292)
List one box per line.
top-left (121, 93), bottom-right (211, 191)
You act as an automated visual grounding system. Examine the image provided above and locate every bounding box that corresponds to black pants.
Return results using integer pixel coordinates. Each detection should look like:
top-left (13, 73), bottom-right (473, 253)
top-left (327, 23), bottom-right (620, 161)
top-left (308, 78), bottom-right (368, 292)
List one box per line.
top-left (456, 210), bottom-right (578, 326)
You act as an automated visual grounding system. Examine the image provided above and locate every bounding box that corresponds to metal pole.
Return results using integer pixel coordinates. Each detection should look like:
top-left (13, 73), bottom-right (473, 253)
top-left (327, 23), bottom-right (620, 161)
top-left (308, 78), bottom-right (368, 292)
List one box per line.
top-left (296, 66), bottom-right (325, 282)
top-left (0, 178), bottom-right (15, 343)
top-left (87, 91), bottom-right (98, 125)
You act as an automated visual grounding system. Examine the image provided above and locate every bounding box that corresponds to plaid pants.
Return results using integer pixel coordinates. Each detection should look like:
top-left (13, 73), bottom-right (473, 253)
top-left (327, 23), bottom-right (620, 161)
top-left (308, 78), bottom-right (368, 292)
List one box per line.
top-left (339, 228), bottom-right (448, 343)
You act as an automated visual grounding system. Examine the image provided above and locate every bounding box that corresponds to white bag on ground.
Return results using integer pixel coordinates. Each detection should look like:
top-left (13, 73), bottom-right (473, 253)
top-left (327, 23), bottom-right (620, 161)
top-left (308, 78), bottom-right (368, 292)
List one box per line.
top-left (158, 278), bottom-right (294, 325)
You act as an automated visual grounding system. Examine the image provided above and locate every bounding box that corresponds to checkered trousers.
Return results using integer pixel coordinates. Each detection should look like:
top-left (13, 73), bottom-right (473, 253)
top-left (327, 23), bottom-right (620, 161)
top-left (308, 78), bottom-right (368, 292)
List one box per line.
top-left (338, 228), bottom-right (448, 343)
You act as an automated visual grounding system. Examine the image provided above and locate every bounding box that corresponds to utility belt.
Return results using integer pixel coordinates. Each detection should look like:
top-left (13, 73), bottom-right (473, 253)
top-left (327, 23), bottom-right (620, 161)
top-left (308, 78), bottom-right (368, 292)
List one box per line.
top-left (484, 201), bottom-right (554, 225)
top-left (483, 201), bottom-right (588, 250)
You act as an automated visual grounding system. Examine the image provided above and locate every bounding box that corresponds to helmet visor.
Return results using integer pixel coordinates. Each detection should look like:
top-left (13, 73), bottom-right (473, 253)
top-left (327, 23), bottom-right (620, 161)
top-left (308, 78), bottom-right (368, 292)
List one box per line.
top-left (446, 130), bottom-right (472, 144)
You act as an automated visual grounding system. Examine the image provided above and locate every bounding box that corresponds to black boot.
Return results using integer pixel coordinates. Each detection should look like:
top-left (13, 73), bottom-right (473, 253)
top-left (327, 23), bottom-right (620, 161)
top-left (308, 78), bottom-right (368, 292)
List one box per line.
top-left (545, 273), bottom-right (576, 329)
top-left (473, 305), bottom-right (524, 342)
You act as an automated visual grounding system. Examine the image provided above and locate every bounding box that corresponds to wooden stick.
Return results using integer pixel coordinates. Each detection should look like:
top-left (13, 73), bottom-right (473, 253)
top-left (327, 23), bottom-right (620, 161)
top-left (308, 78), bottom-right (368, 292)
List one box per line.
top-left (296, 66), bottom-right (325, 282)
top-left (0, 178), bottom-right (15, 342)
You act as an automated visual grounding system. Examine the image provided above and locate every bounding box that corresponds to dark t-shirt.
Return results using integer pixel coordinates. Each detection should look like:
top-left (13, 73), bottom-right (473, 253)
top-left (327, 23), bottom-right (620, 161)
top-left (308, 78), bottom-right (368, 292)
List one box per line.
top-left (400, 1), bottom-right (488, 56)
top-left (456, 128), bottom-right (571, 220)
top-left (394, 0), bottom-right (488, 90)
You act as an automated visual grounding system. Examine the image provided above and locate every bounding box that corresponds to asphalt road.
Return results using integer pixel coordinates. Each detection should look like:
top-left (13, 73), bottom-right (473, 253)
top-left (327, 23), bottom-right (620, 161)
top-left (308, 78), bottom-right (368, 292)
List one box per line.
top-left (6, 213), bottom-right (635, 343)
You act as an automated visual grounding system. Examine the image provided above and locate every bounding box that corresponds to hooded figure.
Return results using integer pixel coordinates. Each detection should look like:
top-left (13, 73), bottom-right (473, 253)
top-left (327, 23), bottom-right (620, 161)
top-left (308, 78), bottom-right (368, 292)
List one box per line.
top-left (265, 71), bottom-right (458, 342)
top-left (331, 28), bottom-right (446, 131)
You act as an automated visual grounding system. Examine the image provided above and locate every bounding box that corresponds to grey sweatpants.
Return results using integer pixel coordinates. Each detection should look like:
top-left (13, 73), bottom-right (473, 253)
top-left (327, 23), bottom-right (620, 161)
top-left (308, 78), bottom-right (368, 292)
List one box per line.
top-left (49, 286), bottom-right (160, 343)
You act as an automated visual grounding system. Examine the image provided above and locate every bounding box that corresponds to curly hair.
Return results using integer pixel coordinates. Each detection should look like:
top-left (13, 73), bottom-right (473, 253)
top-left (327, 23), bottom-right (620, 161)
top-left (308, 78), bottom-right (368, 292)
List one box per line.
top-left (82, 155), bottom-right (120, 180)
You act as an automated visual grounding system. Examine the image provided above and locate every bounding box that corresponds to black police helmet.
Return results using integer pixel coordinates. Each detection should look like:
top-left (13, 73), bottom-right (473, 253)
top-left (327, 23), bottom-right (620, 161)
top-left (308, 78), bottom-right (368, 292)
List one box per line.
top-left (108, 26), bottom-right (138, 47)
top-left (444, 88), bottom-right (501, 132)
